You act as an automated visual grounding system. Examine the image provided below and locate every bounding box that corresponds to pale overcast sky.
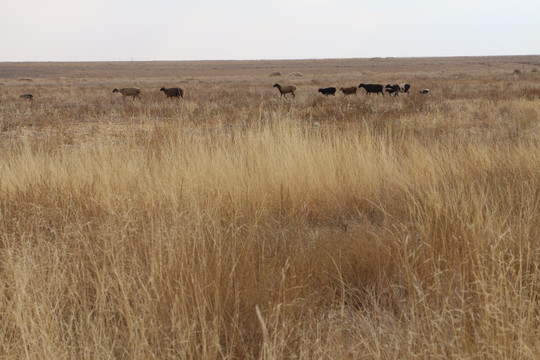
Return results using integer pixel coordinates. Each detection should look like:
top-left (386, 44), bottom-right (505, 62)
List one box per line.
top-left (1, 0), bottom-right (539, 61)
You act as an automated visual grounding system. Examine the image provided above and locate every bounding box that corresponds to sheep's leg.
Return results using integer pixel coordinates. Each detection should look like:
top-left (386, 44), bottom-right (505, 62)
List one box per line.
top-left (291, 91), bottom-right (295, 98)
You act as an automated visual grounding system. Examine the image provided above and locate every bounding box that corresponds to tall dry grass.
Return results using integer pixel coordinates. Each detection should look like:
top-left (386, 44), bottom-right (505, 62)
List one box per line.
top-left (0, 69), bottom-right (540, 359)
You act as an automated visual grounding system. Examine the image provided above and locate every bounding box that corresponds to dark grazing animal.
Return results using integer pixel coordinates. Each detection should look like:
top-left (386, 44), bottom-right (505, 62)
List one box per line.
top-left (112, 88), bottom-right (141, 99)
top-left (318, 87), bottom-right (337, 96)
top-left (340, 86), bottom-right (357, 95)
top-left (385, 83), bottom-right (410, 96)
top-left (400, 83), bottom-right (411, 94)
top-left (420, 89), bottom-right (430, 94)
top-left (20, 94), bottom-right (33, 100)
top-left (385, 84), bottom-right (400, 96)
top-left (273, 83), bottom-right (296, 98)
top-left (358, 83), bottom-right (384, 95)
top-left (160, 87), bottom-right (184, 99)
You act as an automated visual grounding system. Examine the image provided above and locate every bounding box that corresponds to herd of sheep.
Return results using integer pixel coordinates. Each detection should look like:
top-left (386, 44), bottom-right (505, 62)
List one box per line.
top-left (292, 82), bottom-right (430, 98)
top-left (18, 83), bottom-right (430, 101)
top-left (317, 83), bottom-right (426, 98)
top-left (269, 82), bottom-right (429, 99)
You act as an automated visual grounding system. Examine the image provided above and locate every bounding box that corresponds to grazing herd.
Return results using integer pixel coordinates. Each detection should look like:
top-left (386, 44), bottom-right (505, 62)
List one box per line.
top-left (16, 82), bottom-right (431, 102)
top-left (315, 82), bottom-right (427, 98)
top-left (106, 82), bottom-right (428, 100)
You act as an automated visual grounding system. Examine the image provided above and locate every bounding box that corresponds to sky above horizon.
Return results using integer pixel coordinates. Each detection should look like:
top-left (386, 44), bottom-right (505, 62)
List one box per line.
top-left (2, 0), bottom-right (539, 62)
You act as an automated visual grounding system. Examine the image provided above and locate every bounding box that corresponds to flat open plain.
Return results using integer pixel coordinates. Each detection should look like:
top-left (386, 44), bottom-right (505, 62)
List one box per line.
top-left (0, 56), bottom-right (540, 359)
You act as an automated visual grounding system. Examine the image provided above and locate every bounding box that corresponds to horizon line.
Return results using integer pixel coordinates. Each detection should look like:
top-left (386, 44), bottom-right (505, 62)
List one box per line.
top-left (1, 54), bottom-right (539, 64)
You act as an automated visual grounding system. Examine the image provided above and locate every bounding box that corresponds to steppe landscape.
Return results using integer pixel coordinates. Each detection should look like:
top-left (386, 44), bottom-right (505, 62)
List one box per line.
top-left (1, 56), bottom-right (540, 359)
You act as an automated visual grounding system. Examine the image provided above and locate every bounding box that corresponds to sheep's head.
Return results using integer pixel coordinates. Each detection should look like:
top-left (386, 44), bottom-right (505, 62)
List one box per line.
top-left (112, 89), bottom-right (119, 93)
top-left (160, 87), bottom-right (165, 91)
top-left (273, 84), bottom-right (280, 88)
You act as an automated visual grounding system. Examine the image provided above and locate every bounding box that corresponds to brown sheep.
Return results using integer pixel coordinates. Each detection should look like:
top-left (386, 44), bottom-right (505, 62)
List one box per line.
top-left (273, 83), bottom-right (296, 98)
top-left (340, 87), bottom-right (357, 95)
top-left (112, 87), bottom-right (141, 99)
top-left (160, 87), bottom-right (184, 99)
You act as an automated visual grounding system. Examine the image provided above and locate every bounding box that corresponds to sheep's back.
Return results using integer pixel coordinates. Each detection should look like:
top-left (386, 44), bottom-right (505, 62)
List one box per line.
top-left (121, 88), bottom-right (140, 95)
top-left (340, 87), bottom-right (357, 94)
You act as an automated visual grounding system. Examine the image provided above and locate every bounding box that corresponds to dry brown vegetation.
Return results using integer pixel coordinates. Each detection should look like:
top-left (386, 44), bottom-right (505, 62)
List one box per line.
top-left (1, 56), bottom-right (540, 359)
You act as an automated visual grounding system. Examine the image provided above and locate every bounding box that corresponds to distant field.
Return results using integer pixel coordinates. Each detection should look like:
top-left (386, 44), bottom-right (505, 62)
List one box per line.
top-left (0, 56), bottom-right (540, 359)
top-left (1, 55), bottom-right (540, 79)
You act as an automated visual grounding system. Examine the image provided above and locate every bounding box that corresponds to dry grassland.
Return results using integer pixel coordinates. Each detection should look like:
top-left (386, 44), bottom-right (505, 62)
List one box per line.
top-left (1, 56), bottom-right (540, 359)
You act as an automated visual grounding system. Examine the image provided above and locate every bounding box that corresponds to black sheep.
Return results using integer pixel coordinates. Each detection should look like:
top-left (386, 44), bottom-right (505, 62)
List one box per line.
top-left (358, 83), bottom-right (384, 95)
top-left (318, 87), bottom-right (337, 96)
top-left (385, 84), bottom-right (400, 96)
top-left (400, 83), bottom-right (411, 94)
